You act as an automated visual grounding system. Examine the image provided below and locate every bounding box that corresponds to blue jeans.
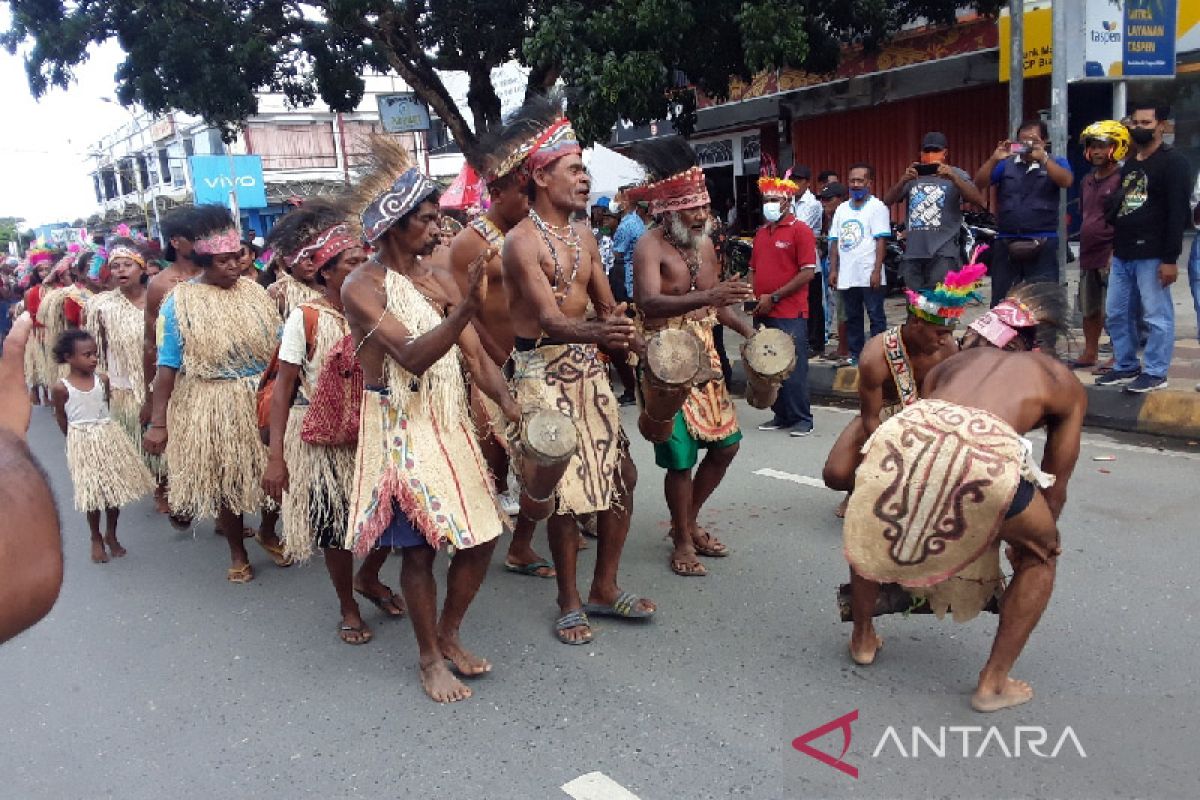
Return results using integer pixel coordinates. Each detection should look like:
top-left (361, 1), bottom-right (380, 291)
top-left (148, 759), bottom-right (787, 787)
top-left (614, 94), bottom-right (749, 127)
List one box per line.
top-left (760, 315), bottom-right (812, 428)
top-left (1189, 236), bottom-right (1200, 344)
top-left (840, 287), bottom-right (887, 360)
top-left (1106, 257), bottom-right (1175, 379)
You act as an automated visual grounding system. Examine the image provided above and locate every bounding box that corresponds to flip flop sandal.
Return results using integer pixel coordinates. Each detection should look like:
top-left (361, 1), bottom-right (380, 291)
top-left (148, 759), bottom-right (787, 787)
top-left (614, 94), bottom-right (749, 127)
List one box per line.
top-left (503, 559), bottom-right (556, 578)
top-left (554, 609), bottom-right (593, 645)
top-left (255, 535), bottom-right (293, 567)
top-left (583, 591), bottom-right (655, 619)
top-left (167, 513), bottom-right (192, 531)
top-left (354, 588), bottom-right (405, 617)
top-left (338, 623), bottom-right (373, 645)
top-left (693, 532), bottom-right (729, 558)
top-left (1066, 358), bottom-right (1098, 369)
top-left (670, 558), bottom-right (707, 577)
top-left (226, 564), bottom-right (254, 583)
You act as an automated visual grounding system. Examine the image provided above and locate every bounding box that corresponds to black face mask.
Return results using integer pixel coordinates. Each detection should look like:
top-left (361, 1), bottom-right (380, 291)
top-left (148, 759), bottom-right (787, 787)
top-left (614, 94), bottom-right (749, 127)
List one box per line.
top-left (1129, 127), bottom-right (1155, 146)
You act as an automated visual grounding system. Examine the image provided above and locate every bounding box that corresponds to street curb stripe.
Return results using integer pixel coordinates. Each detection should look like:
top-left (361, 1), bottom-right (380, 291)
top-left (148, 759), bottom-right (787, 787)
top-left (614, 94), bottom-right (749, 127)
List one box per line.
top-left (1136, 391), bottom-right (1200, 438)
top-left (561, 772), bottom-right (642, 800)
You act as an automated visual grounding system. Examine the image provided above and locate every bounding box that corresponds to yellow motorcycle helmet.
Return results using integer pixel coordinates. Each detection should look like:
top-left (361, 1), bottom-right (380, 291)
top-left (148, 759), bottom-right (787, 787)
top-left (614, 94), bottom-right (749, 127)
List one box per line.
top-left (1079, 119), bottom-right (1131, 161)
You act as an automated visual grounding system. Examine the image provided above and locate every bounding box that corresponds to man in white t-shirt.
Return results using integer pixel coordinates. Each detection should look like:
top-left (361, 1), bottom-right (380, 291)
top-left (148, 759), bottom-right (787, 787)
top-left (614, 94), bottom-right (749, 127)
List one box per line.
top-left (827, 163), bottom-right (891, 365)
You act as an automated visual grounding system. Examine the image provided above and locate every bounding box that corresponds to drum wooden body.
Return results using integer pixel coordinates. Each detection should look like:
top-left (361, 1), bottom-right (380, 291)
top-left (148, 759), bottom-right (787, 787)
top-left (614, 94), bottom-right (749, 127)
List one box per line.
top-left (741, 328), bottom-right (796, 409)
top-left (515, 408), bottom-right (578, 520)
top-left (638, 328), bottom-right (703, 443)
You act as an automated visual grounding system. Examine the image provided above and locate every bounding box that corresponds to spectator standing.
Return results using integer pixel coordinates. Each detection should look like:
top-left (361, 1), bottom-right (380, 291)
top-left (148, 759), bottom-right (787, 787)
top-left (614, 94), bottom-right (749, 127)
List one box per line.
top-left (611, 196), bottom-right (651, 303)
top-left (1096, 105), bottom-right (1192, 393)
top-left (790, 165), bottom-right (826, 356)
top-left (882, 131), bottom-right (986, 290)
top-left (973, 120), bottom-right (1074, 303)
top-left (817, 170), bottom-right (840, 191)
top-left (723, 197), bottom-right (738, 233)
top-left (828, 164), bottom-right (891, 365)
top-left (1188, 172), bottom-right (1200, 384)
top-left (750, 171), bottom-right (818, 436)
top-left (1072, 120), bottom-right (1129, 371)
top-left (817, 182), bottom-right (849, 359)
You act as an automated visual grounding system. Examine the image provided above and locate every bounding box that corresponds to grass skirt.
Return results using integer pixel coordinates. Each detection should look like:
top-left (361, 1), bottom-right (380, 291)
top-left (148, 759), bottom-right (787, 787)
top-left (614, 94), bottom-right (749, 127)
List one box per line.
top-left (111, 387), bottom-right (165, 479)
top-left (66, 420), bottom-right (155, 512)
top-left (281, 404), bottom-right (355, 562)
top-left (165, 374), bottom-right (265, 519)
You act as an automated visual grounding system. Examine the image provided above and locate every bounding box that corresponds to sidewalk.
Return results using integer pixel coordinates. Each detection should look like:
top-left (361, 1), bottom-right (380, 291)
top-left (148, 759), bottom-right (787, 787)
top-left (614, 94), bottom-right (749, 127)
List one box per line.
top-left (725, 254), bottom-right (1200, 440)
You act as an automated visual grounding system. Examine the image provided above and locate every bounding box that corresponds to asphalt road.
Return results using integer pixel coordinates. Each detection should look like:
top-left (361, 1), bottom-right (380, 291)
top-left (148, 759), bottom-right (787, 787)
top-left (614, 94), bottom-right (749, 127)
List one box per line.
top-left (3, 402), bottom-right (1198, 799)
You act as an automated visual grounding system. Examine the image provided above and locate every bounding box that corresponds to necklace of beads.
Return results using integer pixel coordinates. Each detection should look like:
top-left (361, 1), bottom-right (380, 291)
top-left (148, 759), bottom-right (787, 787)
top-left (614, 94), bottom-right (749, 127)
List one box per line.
top-left (529, 209), bottom-right (581, 305)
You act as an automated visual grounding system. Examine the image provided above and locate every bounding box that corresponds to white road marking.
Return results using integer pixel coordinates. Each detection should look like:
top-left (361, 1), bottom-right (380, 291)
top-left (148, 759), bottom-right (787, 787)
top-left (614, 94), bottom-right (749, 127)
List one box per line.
top-left (561, 772), bottom-right (642, 800)
top-left (753, 468), bottom-right (828, 489)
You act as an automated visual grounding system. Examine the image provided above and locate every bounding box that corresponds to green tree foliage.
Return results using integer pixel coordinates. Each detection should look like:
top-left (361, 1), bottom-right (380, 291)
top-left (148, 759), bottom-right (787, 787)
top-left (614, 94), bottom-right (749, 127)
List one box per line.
top-left (0, 217), bottom-right (25, 254)
top-left (2, 0), bottom-right (1001, 159)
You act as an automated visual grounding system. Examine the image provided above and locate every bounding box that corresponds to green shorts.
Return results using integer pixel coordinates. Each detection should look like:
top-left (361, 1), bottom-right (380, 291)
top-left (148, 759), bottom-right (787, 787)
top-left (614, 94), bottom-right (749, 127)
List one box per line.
top-left (653, 412), bottom-right (742, 471)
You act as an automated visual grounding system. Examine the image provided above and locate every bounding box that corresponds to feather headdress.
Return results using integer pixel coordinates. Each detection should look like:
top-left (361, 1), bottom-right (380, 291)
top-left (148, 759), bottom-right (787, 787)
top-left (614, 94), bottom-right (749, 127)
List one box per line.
top-left (349, 134), bottom-right (438, 243)
top-left (758, 155), bottom-right (798, 197)
top-left (472, 93), bottom-right (579, 184)
top-left (904, 261), bottom-right (986, 326)
top-left (624, 136), bottom-right (708, 216)
top-left (969, 281), bottom-right (1068, 349)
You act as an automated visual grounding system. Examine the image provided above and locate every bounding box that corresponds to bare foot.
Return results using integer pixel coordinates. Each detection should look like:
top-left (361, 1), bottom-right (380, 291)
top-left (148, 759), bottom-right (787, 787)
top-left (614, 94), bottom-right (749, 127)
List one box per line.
top-left (971, 677), bottom-right (1034, 713)
top-left (419, 659), bottom-right (472, 703)
top-left (849, 629), bottom-right (882, 665)
top-left (834, 495), bottom-right (849, 519)
top-left (438, 631), bottom-right (492, 676)
top-left (154, 487), bottom-right (170, 515)
top-left (104, 536), bottom-right (127, 558)
top-left (91, 539), bottom-right (110, 564)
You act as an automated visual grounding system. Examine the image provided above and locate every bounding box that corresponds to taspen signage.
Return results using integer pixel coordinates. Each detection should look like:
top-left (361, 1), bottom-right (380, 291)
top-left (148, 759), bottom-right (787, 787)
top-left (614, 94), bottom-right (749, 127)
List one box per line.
top-left (189, 155), bottom-right (268, 209)
top-left (1083, 0), bottom-right (1179, 79)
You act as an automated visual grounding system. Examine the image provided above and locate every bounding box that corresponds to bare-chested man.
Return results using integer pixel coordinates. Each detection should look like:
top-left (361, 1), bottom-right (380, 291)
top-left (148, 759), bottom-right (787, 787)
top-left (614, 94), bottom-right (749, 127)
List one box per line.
top-left (449, 141), bottom-right (554, 578)
top-left (628, 136), bottom-right (756, 577)
top-left (821, 266), bottom-right (984, 516)
top-left (342, 137), bottom-right (520, 702)
top-left (501, 98), bottom-right (656, 645)
top-left (843, 283), bottom-right (1084, 713)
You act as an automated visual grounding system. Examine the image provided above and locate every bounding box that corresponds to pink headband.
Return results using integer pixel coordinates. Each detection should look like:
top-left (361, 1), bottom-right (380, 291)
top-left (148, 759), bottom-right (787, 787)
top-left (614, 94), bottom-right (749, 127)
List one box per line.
top-left (193, 229), bottom-right (242, 256)
top-left (967, 300), bottom-right (1038, 348)
top-left (290, 223), bottom-right (357, 270)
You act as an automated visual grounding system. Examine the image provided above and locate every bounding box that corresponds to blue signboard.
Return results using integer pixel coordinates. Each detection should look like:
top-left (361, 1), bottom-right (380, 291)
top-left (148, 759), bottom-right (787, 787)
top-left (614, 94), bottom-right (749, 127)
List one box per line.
top-left (189, 155), bottom-right (268, 209)
top-left (1122, 0), bottom-right (1177, 77)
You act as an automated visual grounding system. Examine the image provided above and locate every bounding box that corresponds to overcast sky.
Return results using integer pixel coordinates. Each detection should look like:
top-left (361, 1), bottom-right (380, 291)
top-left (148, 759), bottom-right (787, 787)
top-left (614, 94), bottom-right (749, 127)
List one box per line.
top-left (0, 8), bottom-right (132, 228)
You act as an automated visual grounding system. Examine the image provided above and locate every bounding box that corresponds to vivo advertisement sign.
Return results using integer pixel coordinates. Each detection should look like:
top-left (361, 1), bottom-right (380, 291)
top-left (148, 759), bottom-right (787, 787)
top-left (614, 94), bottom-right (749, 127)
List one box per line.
top-left (190, 155), bottom-right (268, 209)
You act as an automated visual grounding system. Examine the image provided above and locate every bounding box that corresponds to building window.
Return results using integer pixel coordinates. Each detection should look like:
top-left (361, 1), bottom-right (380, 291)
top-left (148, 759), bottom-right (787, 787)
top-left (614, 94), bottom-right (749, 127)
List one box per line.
top-left (741, 135), bottom-right (761, 164)
top-left (248, 122), bottom-right (337, 169)
top-left (695, 139), bottom-right (734, 167)
top-left (158, 148), bottom-right (172, 186)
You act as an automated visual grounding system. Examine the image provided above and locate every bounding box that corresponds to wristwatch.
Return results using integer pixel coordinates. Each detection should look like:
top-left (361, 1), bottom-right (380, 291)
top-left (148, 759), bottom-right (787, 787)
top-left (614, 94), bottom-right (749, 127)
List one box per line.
top-left (770, 292), bottom-right (782, 304)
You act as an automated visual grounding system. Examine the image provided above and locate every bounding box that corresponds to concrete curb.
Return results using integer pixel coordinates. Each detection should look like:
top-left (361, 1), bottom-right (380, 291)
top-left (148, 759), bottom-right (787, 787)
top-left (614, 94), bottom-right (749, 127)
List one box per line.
top-left (732, 360), bottom-right (1200, 441)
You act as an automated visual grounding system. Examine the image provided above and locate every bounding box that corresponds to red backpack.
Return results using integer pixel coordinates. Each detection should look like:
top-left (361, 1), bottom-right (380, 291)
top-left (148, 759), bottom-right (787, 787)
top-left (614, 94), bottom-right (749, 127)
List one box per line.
top-left (299, 332), bottom-right (364, 447)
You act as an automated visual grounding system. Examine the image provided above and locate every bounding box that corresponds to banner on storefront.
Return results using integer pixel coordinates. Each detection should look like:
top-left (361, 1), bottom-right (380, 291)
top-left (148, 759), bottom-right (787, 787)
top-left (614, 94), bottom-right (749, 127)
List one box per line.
top-left (189, 155), bottom-right (268, 209)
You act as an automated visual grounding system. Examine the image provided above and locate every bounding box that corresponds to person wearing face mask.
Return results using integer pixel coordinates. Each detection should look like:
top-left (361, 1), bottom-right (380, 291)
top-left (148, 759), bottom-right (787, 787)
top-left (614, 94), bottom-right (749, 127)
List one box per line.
top-left (882, 132), bottom-right (987, 291)
top-left (1095, 104), bottom-right (1192, 394)
top-left (973, 120), bottom-right (1074, 308)
top-left (750, 169), bottom-right (818, 435)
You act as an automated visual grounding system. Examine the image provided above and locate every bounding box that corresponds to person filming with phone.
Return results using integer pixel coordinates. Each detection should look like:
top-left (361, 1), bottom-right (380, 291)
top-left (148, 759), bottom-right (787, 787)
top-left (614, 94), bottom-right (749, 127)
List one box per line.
top-left (882, 131), bottom-right (987, 291)
top-left (974, 120), bottom-right (1074, 307)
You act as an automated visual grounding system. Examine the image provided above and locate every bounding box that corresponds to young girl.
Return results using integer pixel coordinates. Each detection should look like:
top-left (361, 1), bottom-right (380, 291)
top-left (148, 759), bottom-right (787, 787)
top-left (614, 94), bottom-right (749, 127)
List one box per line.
top-left (51, 330), bottom-right (155, 563)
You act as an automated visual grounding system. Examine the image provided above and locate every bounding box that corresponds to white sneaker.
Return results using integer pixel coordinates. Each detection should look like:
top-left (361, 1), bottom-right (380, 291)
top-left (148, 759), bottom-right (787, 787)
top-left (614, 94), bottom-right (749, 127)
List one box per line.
top-left (498, 489), bottom-right (520, 516)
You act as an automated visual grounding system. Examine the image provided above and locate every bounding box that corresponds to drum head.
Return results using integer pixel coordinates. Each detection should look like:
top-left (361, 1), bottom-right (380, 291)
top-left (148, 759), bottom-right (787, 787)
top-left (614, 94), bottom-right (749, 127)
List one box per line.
top-left (744, 328), bottom-right (795, 377)
top-left (523, 409), bottom-right (577, 461)
top-left (645, 329), bottom-right (702, 386)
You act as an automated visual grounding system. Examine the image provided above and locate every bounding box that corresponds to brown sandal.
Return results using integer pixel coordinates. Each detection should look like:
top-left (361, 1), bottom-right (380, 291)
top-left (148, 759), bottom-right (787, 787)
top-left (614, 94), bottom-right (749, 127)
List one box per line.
top-left (255, 535), bottom-right (293, 567)
top-left (692, 528), bottom-right (729, 558)
top-left (227, 564), bottom-right (254, 583)
top-left (670, 557), bottom-right (707, 577)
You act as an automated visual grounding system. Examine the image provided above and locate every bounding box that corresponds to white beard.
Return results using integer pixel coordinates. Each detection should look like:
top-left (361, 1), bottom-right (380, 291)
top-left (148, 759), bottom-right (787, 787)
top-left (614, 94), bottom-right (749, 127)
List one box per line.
top-left (664, 212), bottom-right (713, 251)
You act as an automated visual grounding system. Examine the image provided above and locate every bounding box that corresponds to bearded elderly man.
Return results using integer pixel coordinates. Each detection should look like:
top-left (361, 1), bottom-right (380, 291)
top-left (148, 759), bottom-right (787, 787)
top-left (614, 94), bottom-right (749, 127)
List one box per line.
top-left (629, 137), bottom-right (756, 577)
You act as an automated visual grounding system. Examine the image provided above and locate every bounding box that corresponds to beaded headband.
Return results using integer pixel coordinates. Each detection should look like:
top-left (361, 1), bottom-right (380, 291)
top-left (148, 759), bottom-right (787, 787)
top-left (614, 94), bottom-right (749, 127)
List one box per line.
top-left (294, 223), bottom-right (357, 270)
top-left (193, 229), bottom-right (242, 256)
top-left (107, 245), bottom-right (145, 269)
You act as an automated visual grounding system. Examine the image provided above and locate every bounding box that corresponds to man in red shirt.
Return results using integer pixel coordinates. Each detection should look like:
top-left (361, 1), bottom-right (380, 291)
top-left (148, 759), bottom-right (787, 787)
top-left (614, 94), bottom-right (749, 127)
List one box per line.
top-left (750, 173), bottom-right (819, 435)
